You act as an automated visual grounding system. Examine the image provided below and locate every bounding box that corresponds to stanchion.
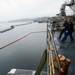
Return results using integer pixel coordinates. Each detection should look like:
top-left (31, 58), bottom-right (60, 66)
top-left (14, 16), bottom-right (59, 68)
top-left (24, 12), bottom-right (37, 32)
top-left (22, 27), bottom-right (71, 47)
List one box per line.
top-left (35, 49), bottom-right (47, 75)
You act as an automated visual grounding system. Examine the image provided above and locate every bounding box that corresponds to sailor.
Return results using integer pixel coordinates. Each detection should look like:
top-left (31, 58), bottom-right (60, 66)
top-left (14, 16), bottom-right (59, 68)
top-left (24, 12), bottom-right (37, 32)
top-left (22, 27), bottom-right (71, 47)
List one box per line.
top-left (61, 18), bottom-right (74, 42)
top-left (58, 19), bottom-right (69, 39)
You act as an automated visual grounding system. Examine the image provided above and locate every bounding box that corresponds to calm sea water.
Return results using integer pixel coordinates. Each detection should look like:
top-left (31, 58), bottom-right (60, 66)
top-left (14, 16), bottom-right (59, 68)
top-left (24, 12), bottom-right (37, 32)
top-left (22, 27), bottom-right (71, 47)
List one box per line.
top-left (0, 22), bottom-right (47, 75)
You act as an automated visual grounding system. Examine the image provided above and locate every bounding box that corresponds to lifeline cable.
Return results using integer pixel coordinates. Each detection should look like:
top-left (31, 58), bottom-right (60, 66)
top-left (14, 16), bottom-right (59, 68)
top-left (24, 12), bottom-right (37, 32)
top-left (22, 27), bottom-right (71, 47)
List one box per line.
top-left (0, 31), bottom-right (46, 50)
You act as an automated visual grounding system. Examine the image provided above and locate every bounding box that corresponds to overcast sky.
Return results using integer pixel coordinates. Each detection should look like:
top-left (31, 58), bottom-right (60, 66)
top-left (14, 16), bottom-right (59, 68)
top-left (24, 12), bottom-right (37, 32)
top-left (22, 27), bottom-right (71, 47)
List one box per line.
top-left (0, 0), bottom-right (71, 21)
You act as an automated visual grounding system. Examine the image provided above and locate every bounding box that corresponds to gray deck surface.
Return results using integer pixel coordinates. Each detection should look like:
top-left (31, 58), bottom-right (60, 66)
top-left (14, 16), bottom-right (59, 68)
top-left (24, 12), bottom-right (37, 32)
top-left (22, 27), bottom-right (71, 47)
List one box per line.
top-left (53, 31), bottom-right (75, 75)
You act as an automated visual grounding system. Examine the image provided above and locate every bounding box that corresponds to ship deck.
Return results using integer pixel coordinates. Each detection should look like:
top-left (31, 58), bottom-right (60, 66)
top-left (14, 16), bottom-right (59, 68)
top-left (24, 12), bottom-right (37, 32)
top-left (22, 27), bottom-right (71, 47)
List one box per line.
top-left (54, 30), bottom-right (75, 75)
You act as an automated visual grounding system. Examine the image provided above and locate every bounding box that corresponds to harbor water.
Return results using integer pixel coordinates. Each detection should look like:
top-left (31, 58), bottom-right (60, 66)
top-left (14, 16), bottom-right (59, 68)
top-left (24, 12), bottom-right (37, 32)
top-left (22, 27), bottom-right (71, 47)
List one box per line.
top-left (0, 22), bottom-right (47, 75)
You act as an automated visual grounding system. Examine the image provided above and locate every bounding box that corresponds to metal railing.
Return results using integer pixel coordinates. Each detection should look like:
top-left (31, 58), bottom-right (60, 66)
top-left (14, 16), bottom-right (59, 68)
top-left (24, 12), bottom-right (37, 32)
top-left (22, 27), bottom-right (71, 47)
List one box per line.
top-left (47, 22), bottom-right (61, 75)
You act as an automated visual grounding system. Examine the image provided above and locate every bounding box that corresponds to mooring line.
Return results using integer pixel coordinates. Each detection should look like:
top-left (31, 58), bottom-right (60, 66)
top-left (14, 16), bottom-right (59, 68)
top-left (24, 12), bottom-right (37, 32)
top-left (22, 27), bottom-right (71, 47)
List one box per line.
top-left (0, 31), bottom-right (46, 50)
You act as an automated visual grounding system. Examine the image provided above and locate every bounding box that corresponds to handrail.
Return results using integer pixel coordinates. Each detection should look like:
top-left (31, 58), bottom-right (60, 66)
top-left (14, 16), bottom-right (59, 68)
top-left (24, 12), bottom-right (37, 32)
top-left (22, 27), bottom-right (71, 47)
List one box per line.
top-left (47, 22), bottom-right (61, 75)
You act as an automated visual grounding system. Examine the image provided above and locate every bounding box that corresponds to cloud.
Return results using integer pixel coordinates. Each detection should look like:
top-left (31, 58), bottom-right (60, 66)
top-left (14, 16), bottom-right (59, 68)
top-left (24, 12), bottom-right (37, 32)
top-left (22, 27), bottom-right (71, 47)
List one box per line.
top-left (0, 0), bottom-right (66, 21)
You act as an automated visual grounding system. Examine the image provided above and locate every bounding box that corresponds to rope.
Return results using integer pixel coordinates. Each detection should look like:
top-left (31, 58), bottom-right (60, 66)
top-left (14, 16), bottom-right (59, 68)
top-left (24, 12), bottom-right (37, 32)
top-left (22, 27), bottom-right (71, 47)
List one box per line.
top-left (47, 22), bottom-right (61, 75)
top-left (0, 31), bottom-right (46, 50)
top-left (49, 32), bottom-right (61, 69)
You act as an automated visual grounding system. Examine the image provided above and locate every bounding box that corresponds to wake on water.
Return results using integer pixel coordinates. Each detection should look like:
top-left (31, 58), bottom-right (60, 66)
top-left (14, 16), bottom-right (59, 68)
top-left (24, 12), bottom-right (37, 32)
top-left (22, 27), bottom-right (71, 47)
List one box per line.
top-left (0, 22), bottom-right (32, 33)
